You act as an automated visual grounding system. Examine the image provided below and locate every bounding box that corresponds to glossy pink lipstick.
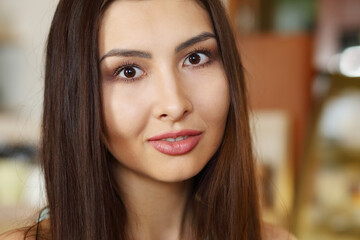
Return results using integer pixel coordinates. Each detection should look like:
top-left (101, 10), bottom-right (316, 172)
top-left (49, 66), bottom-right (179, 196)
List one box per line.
top-left (147, 130), bottom-right (202, 155)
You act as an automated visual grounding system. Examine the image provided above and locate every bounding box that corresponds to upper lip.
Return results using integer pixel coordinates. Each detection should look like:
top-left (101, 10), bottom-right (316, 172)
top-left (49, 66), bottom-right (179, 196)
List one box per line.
top-left (147, 129), bottom-right (202, 141)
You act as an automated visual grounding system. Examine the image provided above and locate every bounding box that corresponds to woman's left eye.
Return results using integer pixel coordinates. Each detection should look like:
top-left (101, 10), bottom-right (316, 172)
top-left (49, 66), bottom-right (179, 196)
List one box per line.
top-left (183, 52), bottom-right (209, 66)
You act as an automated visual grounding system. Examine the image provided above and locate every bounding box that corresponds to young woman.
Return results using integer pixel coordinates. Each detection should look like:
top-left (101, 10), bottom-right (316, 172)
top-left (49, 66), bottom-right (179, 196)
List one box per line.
top-left (0, 0), bottom-right (295, 239)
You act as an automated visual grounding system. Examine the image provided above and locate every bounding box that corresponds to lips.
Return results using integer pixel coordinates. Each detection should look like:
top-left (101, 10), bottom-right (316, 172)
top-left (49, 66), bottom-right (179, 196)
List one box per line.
top-left (147, 129), bottom-right (202, 155)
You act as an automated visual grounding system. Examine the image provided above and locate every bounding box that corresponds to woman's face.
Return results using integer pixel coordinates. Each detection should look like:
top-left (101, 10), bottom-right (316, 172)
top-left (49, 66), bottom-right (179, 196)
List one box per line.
top-left (99, 0), bottom-right (230, 183)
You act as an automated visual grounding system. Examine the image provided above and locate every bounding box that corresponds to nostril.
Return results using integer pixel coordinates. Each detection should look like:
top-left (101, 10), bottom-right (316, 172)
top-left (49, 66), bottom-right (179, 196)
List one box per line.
top-left (155, 100), bottom-right (192, 121)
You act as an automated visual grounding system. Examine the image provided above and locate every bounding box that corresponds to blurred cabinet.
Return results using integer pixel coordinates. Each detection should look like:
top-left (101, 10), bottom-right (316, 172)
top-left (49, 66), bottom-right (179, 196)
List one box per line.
top-left (238, 33), bottom-right (314, 172)
top-left (250, 110), bottom-right (294, 227)
top-left (295, 75), bottom-right (360, 240)
top-left (237, 33), bottom-right (314, 233)
top-left (227, 0), bottom-right (315, 33)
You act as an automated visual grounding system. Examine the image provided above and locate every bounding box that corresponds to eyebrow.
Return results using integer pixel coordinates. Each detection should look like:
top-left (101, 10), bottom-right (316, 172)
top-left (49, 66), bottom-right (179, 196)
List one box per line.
top-left (99, 50), bottom-right (151, 62)
top-left (99, 31), bottom-right (217, 63)
top-left (175, 32), bottom-right (216, 52)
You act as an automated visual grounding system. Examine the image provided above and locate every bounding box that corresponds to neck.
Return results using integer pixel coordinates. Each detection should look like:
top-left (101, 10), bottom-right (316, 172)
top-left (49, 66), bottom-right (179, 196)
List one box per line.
top-left (115, 166), bottom-right (194, 240)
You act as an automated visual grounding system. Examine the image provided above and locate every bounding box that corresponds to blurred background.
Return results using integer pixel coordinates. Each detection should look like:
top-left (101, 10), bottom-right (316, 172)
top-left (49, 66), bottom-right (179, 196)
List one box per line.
top-left (0, 0), bottom-right (359, 239)
top-left (0, 0), bottom-right (56, 233)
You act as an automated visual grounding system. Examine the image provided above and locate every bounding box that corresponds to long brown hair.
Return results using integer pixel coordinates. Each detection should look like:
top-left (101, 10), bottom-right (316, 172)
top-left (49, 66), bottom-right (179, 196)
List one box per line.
top-left (37, 0), bottom-right (262, 239)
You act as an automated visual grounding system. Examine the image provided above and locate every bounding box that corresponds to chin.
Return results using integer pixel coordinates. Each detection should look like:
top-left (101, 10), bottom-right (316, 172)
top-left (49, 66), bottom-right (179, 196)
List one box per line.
top-left (151, 161), bottom-right (207, 183)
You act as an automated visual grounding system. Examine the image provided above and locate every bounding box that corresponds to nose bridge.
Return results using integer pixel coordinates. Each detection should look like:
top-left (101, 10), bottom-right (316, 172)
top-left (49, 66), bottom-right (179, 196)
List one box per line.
top-left (152, 66), bottom-right (192, 120)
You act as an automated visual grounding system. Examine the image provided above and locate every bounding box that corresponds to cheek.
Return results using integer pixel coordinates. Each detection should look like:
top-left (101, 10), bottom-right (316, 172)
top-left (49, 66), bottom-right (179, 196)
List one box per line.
top-left (188, 70), bottom-right (230, 125)
top-left (102, 85), bottom-right (150, 142)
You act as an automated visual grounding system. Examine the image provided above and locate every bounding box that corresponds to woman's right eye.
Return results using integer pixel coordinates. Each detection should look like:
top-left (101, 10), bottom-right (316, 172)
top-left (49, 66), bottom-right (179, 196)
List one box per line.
top-left (114, 65), bottom-right (144, 81)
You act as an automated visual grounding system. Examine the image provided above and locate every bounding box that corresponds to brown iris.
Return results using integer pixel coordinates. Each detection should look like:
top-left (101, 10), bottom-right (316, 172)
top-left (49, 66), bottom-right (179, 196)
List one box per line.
top-left (124, 67), bottom-right (136, 78)
top-left (188, 53), bottom-right (201, 64)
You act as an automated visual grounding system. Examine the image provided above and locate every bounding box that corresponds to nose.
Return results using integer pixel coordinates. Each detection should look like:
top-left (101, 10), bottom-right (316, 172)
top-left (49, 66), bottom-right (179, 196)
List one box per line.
top-left (152, 70), bottom-right (193, 121)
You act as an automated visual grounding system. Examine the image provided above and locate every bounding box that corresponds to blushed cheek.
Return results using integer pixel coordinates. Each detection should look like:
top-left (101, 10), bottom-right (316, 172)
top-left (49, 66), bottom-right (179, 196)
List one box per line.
top-left (207, 91), bottom-right (229, 128)
top-left (102, 88), bottom-right (151, 141)
top-left (194, 74), bottom-right (230, 125)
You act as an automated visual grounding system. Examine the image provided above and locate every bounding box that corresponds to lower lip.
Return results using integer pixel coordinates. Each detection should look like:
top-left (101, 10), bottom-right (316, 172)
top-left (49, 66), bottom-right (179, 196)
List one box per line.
top-left (148, 135), bottom-right (202, 156)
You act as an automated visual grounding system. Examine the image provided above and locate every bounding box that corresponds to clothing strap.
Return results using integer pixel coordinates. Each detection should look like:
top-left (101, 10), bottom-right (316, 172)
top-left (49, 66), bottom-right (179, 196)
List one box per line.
top-left (37, 207), bottom-right (50, 223)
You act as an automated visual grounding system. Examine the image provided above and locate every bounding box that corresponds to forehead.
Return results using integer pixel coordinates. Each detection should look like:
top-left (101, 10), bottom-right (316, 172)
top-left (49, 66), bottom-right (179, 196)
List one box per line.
top-left (98, 0), bottom-right (213, 56)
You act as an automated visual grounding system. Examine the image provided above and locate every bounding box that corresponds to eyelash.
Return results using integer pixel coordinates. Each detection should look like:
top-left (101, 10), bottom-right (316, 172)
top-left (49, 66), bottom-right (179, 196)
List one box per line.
top-left (112, 47), bottom-right (215, 82)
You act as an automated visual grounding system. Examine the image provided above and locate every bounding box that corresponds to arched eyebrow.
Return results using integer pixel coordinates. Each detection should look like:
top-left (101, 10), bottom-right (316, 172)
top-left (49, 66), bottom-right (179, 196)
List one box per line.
top-left (99, 31), bottom-right (216, 63)
top-left (99, 49), bottom-right (151, 62)
top-left (175, 32), bottom-right (216, 52)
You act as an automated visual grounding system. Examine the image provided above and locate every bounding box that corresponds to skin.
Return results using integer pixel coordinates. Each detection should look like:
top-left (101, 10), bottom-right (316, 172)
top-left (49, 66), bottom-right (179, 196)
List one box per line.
top-left (99, 0), bottom-right (230, 239)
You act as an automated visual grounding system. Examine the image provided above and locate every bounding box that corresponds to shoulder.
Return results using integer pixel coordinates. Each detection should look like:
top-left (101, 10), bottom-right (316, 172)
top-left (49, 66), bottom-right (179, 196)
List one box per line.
top-left (0, 230), bottom-right (34, 240)
top-left (262, 223), bottom-right (297, 240)
top-left (0, 219), bottom-right (50, 240)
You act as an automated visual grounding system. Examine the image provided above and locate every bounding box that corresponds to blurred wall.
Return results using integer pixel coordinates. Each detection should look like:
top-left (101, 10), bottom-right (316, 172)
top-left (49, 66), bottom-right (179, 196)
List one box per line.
top-left (0, 0), bottom-right (58, 123)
